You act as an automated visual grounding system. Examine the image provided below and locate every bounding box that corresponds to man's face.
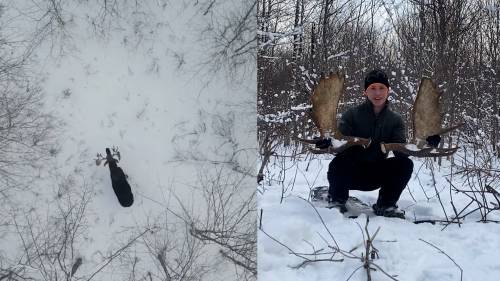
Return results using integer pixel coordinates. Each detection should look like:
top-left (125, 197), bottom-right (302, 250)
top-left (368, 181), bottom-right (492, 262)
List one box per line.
top-left (364, 83), bottom-right (389, 108)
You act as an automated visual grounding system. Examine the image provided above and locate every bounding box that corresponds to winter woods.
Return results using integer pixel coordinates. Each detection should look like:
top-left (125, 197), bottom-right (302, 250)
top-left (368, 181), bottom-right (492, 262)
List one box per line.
top-left (258, 2), bottom-right (500, 279)
top-left (258, 0), bottom-right (500, 155)
top-left (258, 0), bottom-right (500, 220)
top-left (1, 1), bottom-right (256, 281)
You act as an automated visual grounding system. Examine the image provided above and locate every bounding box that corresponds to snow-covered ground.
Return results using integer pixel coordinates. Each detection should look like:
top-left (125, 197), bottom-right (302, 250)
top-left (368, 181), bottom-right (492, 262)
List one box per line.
top-left (258, 150), bottom-right (500, 281)
top-left (1, 1), bottom-right (255, 280)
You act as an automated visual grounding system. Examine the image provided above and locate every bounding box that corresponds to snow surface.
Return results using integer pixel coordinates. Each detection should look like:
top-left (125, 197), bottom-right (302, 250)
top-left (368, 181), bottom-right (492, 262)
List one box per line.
top-left (405, 144), bottom-right (420, 151)
top-left (258, 152), bottom-right (500, 281)
top-left (332, 139), bottom-right (348, 148)
top-left (1, 1), bottom-right (255, 280)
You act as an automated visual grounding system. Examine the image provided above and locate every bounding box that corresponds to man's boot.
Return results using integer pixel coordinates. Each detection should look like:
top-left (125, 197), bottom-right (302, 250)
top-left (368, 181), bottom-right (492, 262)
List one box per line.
top-left (372, 204), bottom-right (405, 219)
top-left (328, 198), bottom-right (348, 213)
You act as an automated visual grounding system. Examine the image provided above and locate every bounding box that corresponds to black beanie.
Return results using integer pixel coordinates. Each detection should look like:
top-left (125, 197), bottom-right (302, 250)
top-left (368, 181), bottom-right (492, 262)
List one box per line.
top-left (364, 69), bottom-right (390, 90)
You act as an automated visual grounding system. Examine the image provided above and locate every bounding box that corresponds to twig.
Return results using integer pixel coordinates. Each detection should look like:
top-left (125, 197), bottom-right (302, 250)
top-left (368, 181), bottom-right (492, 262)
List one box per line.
top-left (413, 219), bottom-right (458, 225)
top-left (430, 164), bottom-right (449, 222)
top-left (86, 228), bottom-right (151, 281)
top-left (419, 238), bottom-right (463, 281)
top-left (259, 227), bottom-right (343, 269)
top-left (345, 265), bottom-right (363, 281)
top-left (369, 262), bottom-right (399, 281)
top-left (300, 197), bottom-right (340, 249)
top-left (353, 217), bottom-right (398, 281)
top-left (363, 217), bottom-right (381, 281)
top-left (259, 208), bottom-right (263, 230)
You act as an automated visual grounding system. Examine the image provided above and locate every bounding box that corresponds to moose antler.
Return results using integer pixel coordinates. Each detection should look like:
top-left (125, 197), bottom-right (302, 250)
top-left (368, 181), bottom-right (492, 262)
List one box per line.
top-left (296, 72), bottom-right (371, 153)
top-left (380, 78), bottom-right (463, 157)
top-left (95, 146), bottom-right (121, 166)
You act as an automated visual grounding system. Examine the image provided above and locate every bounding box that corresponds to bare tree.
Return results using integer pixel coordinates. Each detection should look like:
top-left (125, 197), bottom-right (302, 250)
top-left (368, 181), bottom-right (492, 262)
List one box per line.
top-left (257, 0), bottom-right (500, 230)
top-left (0, 2), bottom-right (60, 200)
top-left (2, 178), bottom-right (92, 281)
top-left (186, 168), bottom-right (256, 279)
top-left (196, 0), bottom-right (257, 80)
top-left (2, 2), bottom-right (258, 281)
top-left (122, 218), bottom-right (209, 281)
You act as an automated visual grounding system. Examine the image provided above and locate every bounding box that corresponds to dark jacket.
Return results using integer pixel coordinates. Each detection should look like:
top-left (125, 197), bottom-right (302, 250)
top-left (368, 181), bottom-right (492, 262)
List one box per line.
top-left (338, 99), bottom-right (406, 163)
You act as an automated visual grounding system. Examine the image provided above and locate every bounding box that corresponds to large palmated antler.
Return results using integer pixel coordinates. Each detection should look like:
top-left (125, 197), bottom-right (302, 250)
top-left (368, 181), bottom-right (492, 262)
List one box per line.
top-left (296, 72), bottom-right (371, 153)
top-left (380, 78), bottom-right (463, 157)
top-left (95, 146), bottom-right (121, 166)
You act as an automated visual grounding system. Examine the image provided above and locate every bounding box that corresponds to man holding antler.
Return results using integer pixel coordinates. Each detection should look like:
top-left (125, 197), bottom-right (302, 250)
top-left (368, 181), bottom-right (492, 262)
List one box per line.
top-left (316, 69), bottom-right (440, 218)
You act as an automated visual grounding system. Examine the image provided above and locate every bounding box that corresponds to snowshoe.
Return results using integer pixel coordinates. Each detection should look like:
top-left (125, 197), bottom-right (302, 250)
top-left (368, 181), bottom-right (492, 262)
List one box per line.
top-left (310, 186), bottom-right (374, 218)
top-left (372, 204), bottom-right (405, 219)
top-left (327, 200), bottom-right (348, 213)
top-left (310, 185), bottom-right (330, 202)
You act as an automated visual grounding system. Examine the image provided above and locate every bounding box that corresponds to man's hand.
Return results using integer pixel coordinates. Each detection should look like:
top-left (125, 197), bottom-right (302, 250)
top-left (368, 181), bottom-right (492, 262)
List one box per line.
top-left (426, 134), bottom-right (441, 148)
top-left (315, 138), bottom-right (332, 149)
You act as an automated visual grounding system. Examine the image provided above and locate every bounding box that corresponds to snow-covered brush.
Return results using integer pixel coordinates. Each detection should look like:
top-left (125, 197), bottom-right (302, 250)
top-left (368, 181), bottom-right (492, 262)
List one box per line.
top-left (95, 146), bottom-right (121, 166)
top-left (351, 217), bottom-right (399, 281)
top-left (259, 199), bottom-right (400, 280)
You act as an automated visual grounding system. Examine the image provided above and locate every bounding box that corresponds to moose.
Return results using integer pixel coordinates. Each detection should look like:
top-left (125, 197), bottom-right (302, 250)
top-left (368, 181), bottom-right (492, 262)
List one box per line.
top-left (96, 147), bottom-right (134, 207)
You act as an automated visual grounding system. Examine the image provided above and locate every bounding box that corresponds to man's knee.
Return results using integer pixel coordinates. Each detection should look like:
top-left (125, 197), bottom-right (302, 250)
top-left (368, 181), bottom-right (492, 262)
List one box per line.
top-left (328, 155), bottom-right (355, 183)
top-left (389, 157), bottom-right (413, 180)
top-left (327, 156), bottom-right (353, 201)
top-left (400, 157), bottom-right (414, 174)
top-left (329, 155), bottom-right (351, 171)
top-left (390, 156), bottom-right (413, 169)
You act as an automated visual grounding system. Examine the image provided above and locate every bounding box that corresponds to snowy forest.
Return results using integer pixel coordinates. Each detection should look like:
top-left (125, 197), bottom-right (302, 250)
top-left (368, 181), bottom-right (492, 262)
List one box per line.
top-left (258, 0), bottom-right (499, 151)
top-left (2, 0), bottom-right (500, 280)
top-left (0, 1), bottom-right (256, 281)
top-left (257, 0), bottom-right (500, 280)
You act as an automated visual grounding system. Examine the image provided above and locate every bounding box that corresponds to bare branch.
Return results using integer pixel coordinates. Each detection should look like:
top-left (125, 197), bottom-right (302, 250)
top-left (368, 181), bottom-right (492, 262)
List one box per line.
top-left (419, 238), bottom-right (463, 281)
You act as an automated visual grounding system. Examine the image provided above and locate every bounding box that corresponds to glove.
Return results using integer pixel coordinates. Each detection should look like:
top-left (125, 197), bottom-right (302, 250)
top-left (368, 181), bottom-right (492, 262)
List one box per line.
top-left (315, 138), bottom-right (332, 149)
top-left (426, 134), bottom-right (441, 148)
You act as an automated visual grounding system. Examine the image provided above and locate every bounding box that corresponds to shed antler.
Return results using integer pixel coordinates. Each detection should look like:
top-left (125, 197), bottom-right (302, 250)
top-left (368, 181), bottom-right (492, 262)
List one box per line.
top-left (296, 72), bottom-right (371, 153)
top-left (380, 78), bottom-right (463, 157)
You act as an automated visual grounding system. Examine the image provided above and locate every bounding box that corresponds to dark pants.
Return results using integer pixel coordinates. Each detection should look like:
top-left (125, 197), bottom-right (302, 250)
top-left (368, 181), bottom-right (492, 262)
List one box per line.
top-left (327, 155), bottom-right (413, 207)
